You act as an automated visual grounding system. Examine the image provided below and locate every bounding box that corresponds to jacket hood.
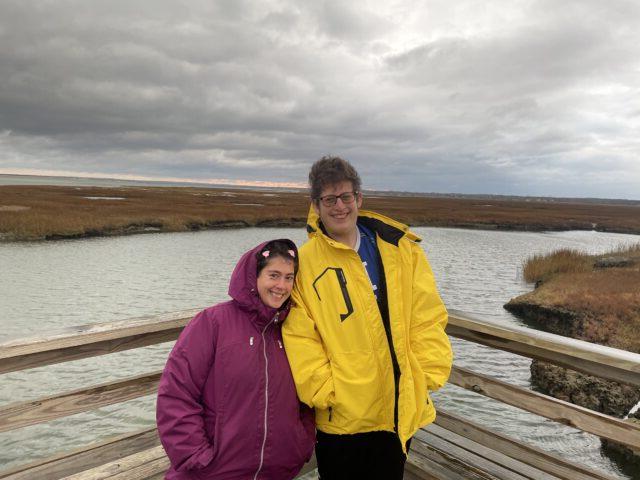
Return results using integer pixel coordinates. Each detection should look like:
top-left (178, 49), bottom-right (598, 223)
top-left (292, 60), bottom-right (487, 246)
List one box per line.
top-left (228, 239), bottom-right (298, 323)
top-left (305, 204), bottom-right (421, 244)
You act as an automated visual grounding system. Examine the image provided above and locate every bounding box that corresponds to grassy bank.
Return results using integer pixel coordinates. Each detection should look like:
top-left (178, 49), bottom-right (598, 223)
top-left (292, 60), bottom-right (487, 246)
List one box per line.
top-left (507, 244), bottom-right (640, 352)
top-left (2, 185), bottom-right (640, 242)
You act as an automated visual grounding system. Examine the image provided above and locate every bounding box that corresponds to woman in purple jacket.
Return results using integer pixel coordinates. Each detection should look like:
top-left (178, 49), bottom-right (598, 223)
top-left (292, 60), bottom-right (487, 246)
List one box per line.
top-left (157, 239), bottom-right (315, 480)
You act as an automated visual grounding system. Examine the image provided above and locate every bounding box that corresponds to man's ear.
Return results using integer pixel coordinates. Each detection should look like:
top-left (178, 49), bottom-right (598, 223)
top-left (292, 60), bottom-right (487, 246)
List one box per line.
top-left (312, 200), bottom-right (320, 215)
top-left (356, 192), bottom-right (363, 208)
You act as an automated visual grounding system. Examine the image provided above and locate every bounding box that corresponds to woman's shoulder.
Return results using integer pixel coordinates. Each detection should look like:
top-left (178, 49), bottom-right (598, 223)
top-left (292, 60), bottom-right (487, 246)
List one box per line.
top-left (182, 301), bottom-right (234, 336)
top-left (175, 301), bottom-right (240, 353)
top-left (193, 300), bottom-right (236, 324)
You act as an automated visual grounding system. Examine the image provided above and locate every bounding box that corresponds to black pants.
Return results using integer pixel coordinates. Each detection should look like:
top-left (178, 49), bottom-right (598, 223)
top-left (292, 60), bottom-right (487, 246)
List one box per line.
top-left (315, 430), bottom-right (410, 480)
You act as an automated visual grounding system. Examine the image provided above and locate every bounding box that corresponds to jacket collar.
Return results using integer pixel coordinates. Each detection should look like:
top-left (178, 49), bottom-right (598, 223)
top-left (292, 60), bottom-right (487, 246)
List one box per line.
top-left (305, 204), bottom-right (421, 248)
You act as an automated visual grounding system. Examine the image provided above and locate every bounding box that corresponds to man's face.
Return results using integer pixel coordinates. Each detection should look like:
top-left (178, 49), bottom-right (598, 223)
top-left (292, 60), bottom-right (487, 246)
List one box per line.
top-left (313, 181), bottom-right (362, 240)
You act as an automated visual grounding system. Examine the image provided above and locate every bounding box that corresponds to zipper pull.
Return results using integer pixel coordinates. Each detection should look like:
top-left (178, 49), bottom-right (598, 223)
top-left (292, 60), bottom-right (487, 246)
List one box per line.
top-left (273, 312), bottom-right (280, 324)
top-left (249, 336), bottom-right (254, 346)
top-left (277, 339), bottom-right (283, 349)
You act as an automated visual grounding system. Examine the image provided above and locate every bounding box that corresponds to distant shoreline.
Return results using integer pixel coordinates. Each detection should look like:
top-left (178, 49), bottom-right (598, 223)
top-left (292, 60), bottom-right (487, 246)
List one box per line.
top-left (1, 184), bottom-right (639, 242)
top-left (2, 173), bottom-right (639, 203)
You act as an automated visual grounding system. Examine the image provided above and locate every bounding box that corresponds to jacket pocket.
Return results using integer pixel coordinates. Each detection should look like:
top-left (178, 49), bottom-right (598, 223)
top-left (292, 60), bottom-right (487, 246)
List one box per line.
top-left (324, 350), bottom-right (384, 431)
top-left (312, 267), bottom-right (354, 322)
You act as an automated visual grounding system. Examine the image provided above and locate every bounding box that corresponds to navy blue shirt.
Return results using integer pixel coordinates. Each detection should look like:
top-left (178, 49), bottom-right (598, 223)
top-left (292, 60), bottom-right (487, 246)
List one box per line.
top-left (357, 223), bottom-right (381, 300)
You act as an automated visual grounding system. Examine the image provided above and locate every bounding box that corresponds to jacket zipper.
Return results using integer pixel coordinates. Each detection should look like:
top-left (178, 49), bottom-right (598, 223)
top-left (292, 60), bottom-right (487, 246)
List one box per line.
top-left (253, 313), bottom-right (278, 480)
top-left (370, 242), bottom-right (401, 433)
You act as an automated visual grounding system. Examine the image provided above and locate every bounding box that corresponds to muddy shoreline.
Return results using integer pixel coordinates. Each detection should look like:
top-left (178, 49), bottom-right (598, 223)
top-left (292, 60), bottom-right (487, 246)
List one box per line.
top-left (3, 219), bottom-right (639, 243)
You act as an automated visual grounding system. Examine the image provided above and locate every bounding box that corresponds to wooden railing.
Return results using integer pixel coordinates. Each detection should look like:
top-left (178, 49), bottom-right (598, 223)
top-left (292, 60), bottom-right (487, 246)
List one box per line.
top-left (0, 309), bottom-right (638, 479)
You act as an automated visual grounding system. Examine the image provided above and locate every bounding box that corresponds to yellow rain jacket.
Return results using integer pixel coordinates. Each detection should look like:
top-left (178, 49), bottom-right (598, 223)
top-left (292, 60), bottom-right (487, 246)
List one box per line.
top-left (282, 208), bottom-right (452, 451)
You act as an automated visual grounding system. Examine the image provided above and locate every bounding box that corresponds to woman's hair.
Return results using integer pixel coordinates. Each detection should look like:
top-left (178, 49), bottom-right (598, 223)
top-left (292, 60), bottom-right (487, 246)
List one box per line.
top-left (256, 240), bottom-right (298, 276)
top-left (309, 155), bottom-right (362, 201)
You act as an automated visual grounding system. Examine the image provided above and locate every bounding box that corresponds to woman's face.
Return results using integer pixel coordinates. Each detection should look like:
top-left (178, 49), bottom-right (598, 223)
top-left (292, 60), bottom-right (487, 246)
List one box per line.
top-left (256, 255), bottom-right (295, 309)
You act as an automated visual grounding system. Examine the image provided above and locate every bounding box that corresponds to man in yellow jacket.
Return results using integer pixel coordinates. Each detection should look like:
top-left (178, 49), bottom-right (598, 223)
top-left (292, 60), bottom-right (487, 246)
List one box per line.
top-left (282, 156), bottom-right (452, 479)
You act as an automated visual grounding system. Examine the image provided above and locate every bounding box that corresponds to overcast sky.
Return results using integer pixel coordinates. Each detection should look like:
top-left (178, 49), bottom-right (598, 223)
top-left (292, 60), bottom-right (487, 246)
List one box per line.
top-left (1, 1), bottom-right (639, 198)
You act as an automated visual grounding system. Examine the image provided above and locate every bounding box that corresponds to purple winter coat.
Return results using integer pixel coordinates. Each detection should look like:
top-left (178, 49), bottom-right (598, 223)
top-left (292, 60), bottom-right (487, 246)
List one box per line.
top-left (157, 240), bottom-right (315, 480)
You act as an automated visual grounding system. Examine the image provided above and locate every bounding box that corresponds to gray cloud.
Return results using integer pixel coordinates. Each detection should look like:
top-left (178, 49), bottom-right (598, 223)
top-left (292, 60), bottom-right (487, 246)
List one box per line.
top-left (1, 0), bottom-right (639, 197)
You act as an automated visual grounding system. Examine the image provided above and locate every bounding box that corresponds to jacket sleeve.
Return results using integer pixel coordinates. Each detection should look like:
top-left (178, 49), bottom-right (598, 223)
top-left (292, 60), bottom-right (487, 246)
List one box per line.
top-left (409, 242), bottom-right (453, 391)
top-left (282, 283), bottom-right (335, 409)
top-left (156, 310), bottom-right (216, 472)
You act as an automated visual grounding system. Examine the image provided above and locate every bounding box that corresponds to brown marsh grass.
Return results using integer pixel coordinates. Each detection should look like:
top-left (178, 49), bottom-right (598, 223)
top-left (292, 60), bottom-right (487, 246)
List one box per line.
top-left (518, 244), bottom-right (640, 351)
top-left (1, 185), bottom-right (640, 241)
top-left (522, 249), bottom-right (593, 283)
top-left (523, 243), bottom-right (640, 283)
top-left (0, 186), bottom-right (310, 241)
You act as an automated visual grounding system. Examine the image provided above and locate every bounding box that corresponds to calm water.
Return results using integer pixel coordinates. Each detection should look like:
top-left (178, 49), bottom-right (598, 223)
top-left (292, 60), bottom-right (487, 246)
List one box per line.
top-left (1, 227), bottom-right (639, 477)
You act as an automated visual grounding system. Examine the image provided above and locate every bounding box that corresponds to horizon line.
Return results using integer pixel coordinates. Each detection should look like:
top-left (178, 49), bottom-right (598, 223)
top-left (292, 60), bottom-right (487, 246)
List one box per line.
top-left (0, 168), bottom-right (308, 189)
top-left (1, 168), bottom-right (638, 202)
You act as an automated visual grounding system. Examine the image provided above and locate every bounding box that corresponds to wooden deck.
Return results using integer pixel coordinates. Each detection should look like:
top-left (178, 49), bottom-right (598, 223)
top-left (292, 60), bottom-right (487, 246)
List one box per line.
top-left (1, 309), bottom-right (638, 479)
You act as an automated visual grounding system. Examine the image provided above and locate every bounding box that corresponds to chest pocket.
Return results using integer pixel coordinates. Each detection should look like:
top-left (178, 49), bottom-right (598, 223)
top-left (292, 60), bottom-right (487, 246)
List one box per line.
top-left (312, 267), bottom-right (353, 322)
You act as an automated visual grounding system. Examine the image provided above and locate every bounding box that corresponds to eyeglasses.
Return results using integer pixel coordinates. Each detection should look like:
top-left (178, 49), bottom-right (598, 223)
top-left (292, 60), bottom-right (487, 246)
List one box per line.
top-left (318, 191), bottom-right (359, 207)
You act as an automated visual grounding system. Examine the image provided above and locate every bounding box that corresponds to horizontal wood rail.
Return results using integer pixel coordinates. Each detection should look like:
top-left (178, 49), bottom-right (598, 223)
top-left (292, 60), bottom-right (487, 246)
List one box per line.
top-left (0, 309), bottom-right (199, 374)
top-left (0, 428), bottom-right (160, 480)
top-left (434, 410), bottom-right (612, 480)
top-left (447, 309), bottom-right (640, 387)
top-left (449, 366), bottom-right (640, 450)
top-left (0, 372), bottom-right (161, 433)
top-left (1, 308), bottom-right (637, 479)
top-left (3, 308), bottom-right (637, 385)
top-left (4, 363), bottom-right (637, 452)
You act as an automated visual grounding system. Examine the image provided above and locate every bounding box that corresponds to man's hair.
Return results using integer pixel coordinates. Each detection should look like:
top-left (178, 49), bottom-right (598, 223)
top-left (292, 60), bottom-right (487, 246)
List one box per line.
top-left (309, 156), bottom-right (362, 201)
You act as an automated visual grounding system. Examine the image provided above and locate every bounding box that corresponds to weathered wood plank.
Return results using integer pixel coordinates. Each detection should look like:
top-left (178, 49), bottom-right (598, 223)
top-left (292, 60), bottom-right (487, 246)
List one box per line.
top-left (0, 309), bottom-right (199, 374)
top-left (447, 309), bottom-right (640, 387)
top-left (96, 456), bottom-right (170, 480)
top-left (0, 427), bottom-right (316, 480)
top-left (0, 372), bottom-right (161, 433)
top-left (60, 445), bottom-right (315, 480)
top-left (409, 435), bottom-right (503, 479)
top-left (0, 428), bottom-right (160, 480)
top-left (60, 445), bottom-right (167, 480)
top-left (0, 329), bottom-right (180, 375)
top-left (414, 429), bottom-right (532, 480)
top-left (143, 474), bottom-right (165, 480)
top-left (421, 424), bottom-right (551, 480)
top-left (449, 366), bottom-right (640, 450)
top-left (404, 453), bottom-right (441, 480)
top-left (434, 409), bottom-right (615, 480)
